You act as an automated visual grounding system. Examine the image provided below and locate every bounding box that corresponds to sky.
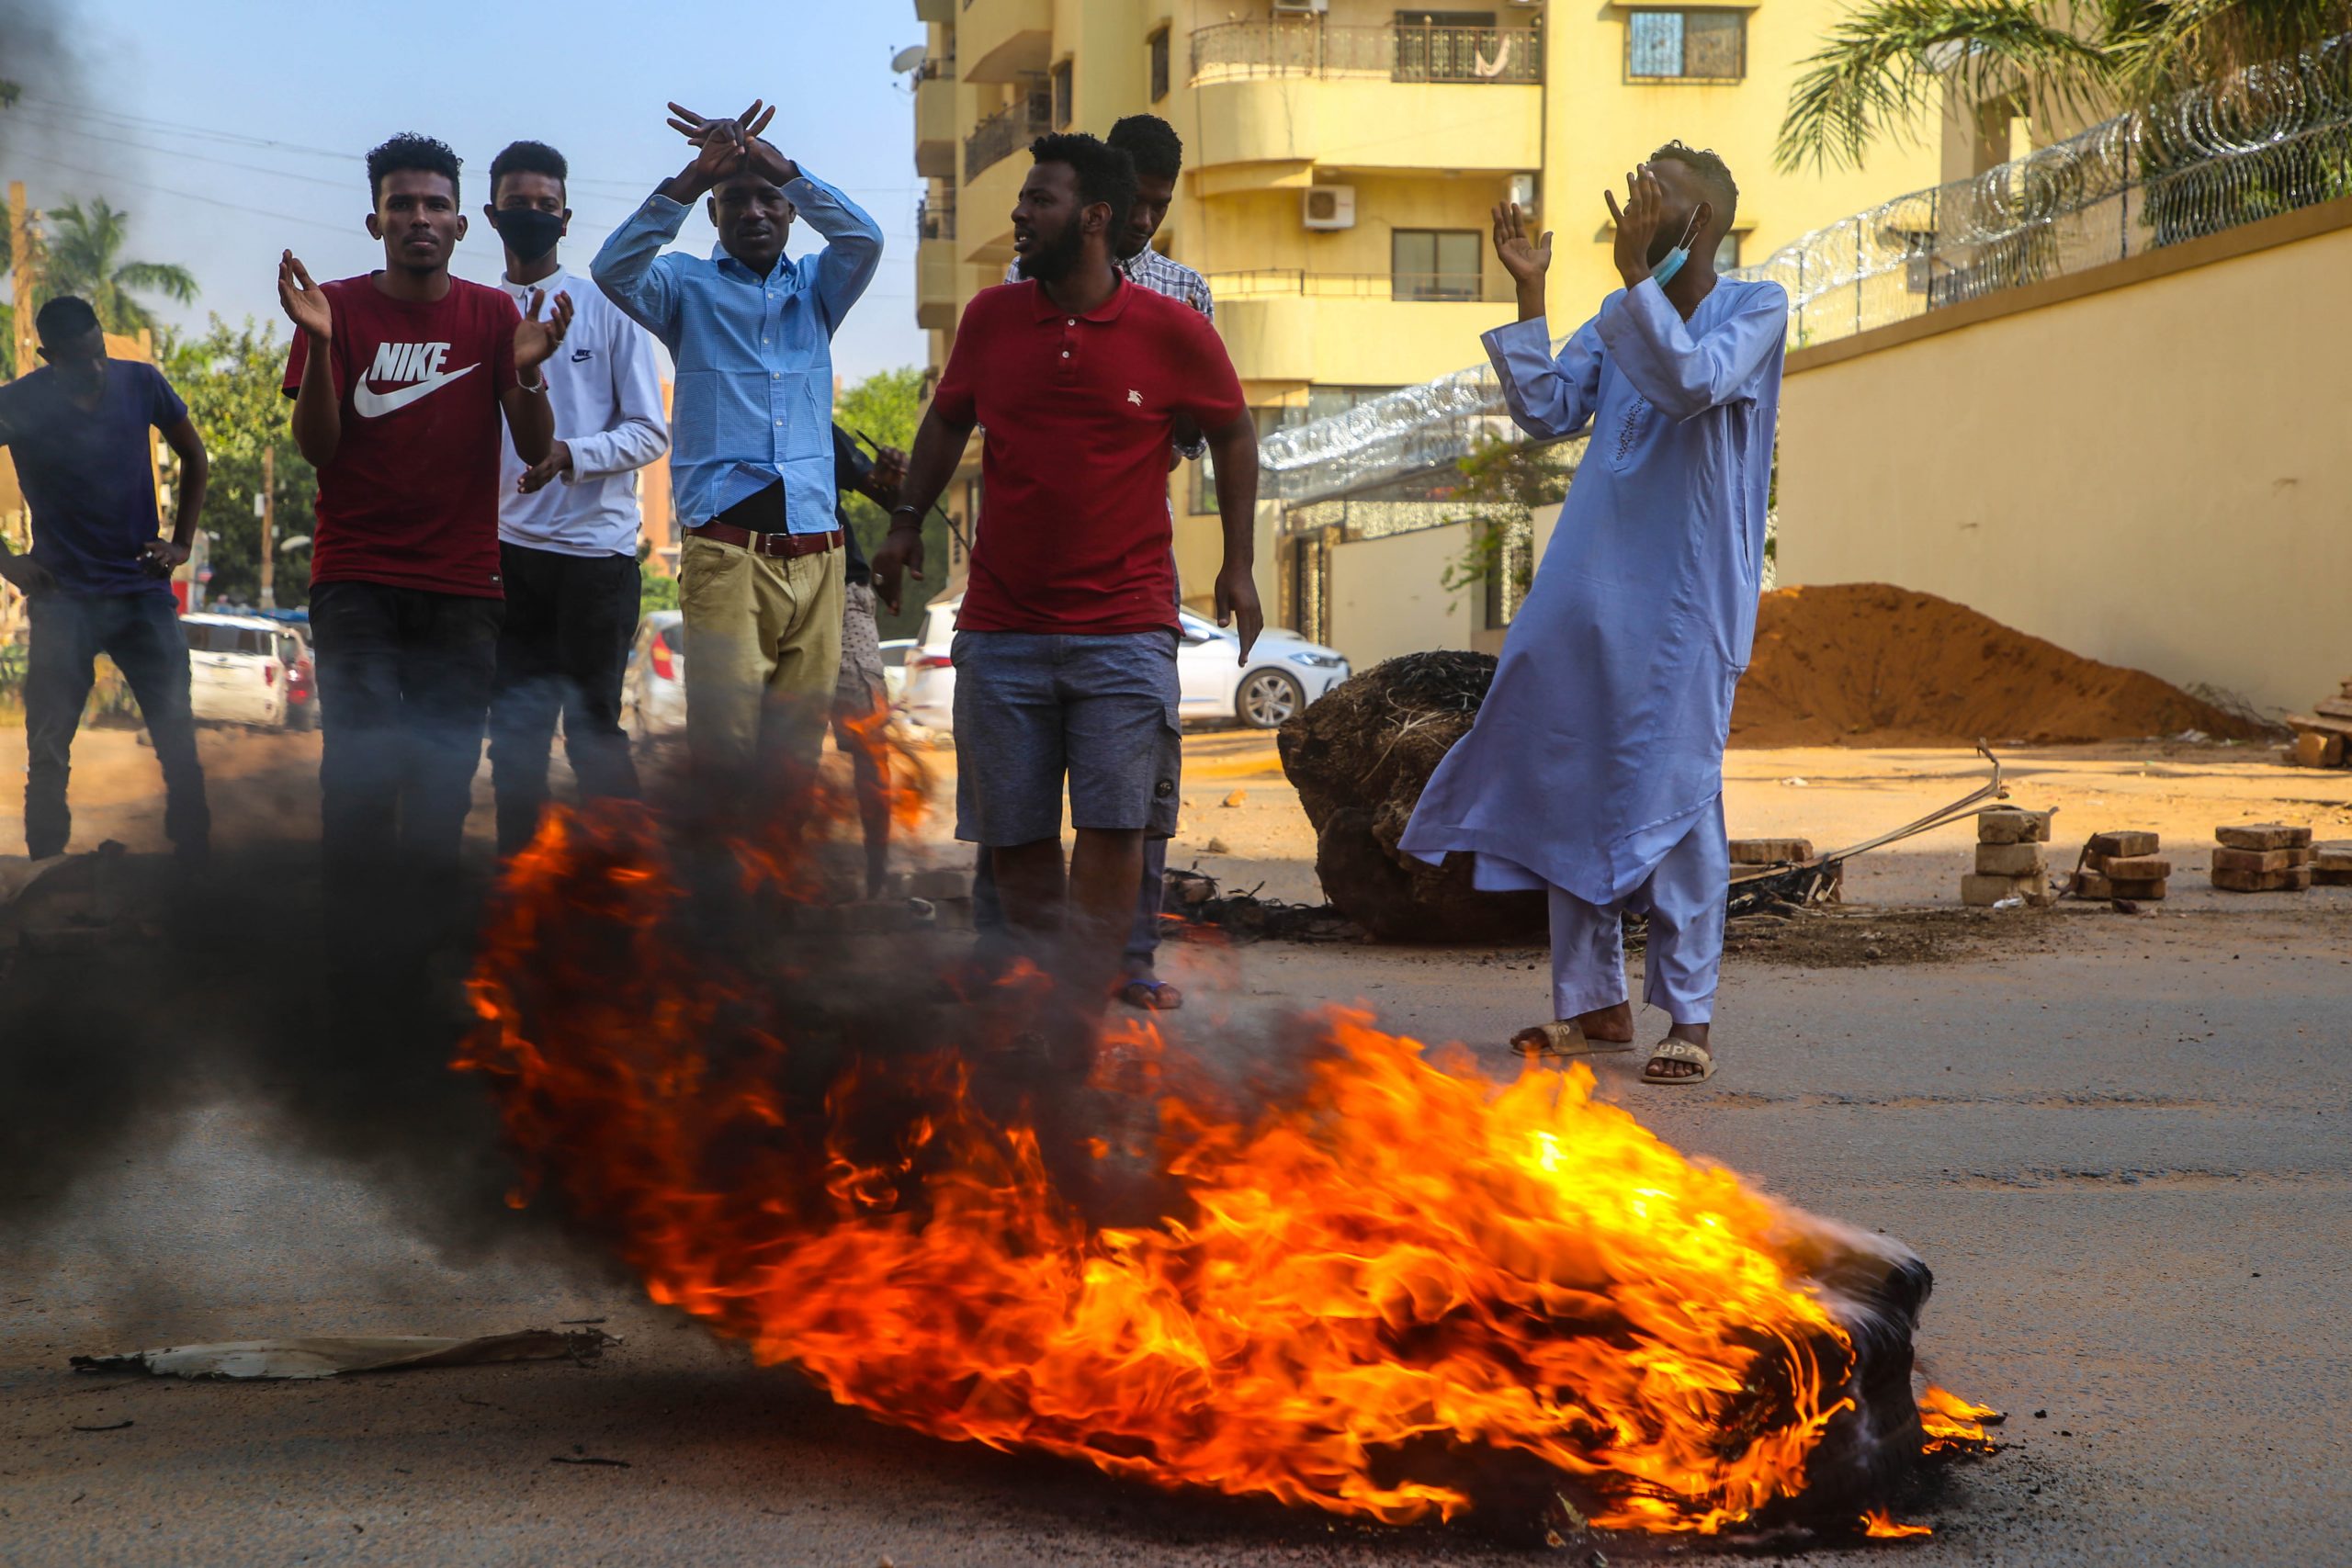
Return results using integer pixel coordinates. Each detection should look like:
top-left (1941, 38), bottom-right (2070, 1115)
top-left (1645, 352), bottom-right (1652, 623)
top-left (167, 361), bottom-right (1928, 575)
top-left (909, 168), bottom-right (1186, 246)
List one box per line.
top-left (6, 0), bottom-right (933, 383)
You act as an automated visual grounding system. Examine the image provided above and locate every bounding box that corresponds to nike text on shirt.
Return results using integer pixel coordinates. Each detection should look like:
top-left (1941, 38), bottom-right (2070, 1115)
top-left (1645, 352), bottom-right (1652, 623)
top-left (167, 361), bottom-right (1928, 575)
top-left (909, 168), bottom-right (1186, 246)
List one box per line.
top-left (283, 276), bottom-right (522, 598)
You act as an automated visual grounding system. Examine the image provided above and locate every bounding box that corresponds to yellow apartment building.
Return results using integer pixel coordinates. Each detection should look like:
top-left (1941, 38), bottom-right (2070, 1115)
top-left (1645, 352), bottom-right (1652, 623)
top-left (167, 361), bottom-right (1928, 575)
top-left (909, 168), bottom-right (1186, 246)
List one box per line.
top-left (907, 0), bottom-right (1943, 614)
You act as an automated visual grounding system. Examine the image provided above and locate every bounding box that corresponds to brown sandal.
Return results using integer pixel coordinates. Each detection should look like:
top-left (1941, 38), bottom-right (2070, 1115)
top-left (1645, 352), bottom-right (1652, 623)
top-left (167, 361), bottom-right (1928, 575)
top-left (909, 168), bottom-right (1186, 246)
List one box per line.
top-left (1510, 1020), bottom-right (1635, 1061)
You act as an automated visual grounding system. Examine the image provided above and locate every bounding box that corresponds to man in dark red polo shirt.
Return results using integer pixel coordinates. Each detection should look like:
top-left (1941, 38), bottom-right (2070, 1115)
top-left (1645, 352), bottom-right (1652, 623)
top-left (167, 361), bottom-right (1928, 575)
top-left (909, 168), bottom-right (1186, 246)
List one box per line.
top-left (875, 133), bottom-right (1261, 1050)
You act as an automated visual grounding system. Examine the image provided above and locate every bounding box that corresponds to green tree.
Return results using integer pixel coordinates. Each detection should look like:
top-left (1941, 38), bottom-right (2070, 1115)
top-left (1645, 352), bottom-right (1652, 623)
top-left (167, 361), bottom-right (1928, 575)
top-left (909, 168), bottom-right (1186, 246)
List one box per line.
top-left (834, 365), bottom-right (941, 639)
top-left (1777, 0), bottom-right (2352, 172)
top-left (1439, 434), bottom-right (1577, 625)
top-left (43, 198), bottom-right (198, 336)
top-left (159, 316), bottom-right (315, 606)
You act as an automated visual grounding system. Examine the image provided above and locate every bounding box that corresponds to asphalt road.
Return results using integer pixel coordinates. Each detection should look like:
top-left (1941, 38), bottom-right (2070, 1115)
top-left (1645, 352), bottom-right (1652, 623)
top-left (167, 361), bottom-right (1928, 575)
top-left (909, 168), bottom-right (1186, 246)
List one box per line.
top-left (3, 898), bottom-right (2348, 1566)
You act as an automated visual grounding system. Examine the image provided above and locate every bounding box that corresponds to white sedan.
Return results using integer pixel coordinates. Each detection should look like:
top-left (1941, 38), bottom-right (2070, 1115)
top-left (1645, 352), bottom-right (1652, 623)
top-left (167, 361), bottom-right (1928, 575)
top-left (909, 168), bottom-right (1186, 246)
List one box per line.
top-left (900, 595), bottom-right (1350, 734)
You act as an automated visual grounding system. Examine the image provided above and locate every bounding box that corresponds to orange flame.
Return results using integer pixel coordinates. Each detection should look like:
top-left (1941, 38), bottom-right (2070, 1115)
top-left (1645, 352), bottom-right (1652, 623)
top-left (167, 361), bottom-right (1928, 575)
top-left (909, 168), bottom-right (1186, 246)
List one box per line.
top-left (1861, 1509), bottom-right (1934, 1539)
top-left (460, 790), bottom-right (1969, 1535)
top-left (1918, 1383), bottom-right (2002, 1455)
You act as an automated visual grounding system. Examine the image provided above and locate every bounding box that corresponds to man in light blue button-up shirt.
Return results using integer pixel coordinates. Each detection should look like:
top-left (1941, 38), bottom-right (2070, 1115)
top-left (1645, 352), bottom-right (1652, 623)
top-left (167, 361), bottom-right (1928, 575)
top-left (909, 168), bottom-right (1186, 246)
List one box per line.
top-left (592, 100), bottom-right (882, 777)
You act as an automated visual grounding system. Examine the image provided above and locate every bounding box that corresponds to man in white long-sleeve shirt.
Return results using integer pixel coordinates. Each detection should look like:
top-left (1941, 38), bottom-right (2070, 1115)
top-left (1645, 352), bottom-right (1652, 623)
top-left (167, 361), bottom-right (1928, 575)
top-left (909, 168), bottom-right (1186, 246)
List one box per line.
top-left (483, 140), bottom-right (671, 855)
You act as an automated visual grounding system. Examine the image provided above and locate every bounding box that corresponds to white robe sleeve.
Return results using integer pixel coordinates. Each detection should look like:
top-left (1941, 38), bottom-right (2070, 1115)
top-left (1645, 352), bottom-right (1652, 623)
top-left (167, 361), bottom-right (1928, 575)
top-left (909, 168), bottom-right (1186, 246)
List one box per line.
top-left (1481, 313), bottom-right (1606, 440)
top-left (1597, 278), bottom-right (1789, 422)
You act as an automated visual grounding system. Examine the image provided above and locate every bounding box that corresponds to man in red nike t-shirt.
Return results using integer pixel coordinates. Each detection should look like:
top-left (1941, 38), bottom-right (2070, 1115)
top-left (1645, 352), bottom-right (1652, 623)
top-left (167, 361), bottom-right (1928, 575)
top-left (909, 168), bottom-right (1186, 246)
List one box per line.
top-left (279, 132), bottom-right (572, 965)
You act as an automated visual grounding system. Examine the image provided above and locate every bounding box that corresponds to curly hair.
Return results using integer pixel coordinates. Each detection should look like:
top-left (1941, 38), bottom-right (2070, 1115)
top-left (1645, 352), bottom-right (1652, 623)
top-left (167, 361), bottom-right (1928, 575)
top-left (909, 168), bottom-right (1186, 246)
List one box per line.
top-left (366, 132), bottom-right (463, 205)
top-left (1027, 132), bottom-right (1137, 236)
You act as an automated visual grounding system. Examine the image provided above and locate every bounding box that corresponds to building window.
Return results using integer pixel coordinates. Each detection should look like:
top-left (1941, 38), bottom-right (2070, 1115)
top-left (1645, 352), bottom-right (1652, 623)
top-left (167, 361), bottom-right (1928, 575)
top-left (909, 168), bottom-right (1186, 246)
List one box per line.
top-left (1391, 229), bottom-right (1483, 301)
top-left (1713, 231), bottom-right (1742, 271)
top-left (1149, 28), bottom-right (1170, 101)
top-left (1625, 8), bottom-right (1746, 81)
top-left (1051, 60), bottom-right (1074, 129)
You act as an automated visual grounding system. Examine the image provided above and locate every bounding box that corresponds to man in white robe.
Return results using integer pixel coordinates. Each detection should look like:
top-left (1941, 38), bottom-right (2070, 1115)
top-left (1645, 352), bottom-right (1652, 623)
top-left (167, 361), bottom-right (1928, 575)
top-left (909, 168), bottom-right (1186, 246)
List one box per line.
top-left (1400, 144), bottom-right (1787, 1085)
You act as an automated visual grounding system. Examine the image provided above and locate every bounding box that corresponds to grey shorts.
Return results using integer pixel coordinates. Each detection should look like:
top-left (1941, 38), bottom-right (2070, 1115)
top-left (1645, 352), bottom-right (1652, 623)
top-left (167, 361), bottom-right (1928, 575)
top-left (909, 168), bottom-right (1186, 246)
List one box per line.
top-left (953, 629), bottom-right (1182, 846)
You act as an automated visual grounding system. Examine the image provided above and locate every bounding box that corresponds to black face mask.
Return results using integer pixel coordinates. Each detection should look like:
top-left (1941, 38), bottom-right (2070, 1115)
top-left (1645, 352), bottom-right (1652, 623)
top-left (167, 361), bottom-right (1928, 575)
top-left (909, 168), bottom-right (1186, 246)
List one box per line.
top-left (491, 208), bottom-right (564, 264)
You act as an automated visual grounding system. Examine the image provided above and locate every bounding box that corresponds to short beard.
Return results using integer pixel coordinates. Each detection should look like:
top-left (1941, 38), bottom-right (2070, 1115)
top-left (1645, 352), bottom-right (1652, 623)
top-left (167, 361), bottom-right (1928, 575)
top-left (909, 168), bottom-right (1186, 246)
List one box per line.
top-left (1016, 221), bottom-right (1086, 284)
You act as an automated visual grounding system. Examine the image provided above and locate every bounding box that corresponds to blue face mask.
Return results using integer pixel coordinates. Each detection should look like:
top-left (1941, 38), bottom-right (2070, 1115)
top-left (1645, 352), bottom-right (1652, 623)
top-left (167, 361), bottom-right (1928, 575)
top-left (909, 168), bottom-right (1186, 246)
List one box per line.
top-left (1649, 209), bottom-right (1704, 289)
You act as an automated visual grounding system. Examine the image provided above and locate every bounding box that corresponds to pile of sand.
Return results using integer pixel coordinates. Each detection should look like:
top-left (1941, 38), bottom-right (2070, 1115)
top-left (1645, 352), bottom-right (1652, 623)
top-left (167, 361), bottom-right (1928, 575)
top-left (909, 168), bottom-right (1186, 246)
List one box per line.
top-left (1730, 584), bottom-right (2268, 747)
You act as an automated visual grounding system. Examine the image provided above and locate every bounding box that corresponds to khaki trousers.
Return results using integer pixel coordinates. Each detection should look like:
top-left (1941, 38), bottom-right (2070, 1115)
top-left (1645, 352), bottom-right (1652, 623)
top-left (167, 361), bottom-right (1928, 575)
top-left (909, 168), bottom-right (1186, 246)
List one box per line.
top-left (679, 532), bottom-right (846, 776)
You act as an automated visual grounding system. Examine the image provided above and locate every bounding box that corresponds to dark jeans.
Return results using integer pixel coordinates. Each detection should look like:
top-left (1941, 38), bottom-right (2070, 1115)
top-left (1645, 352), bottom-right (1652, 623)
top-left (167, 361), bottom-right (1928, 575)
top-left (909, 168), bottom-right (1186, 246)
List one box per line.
top-left (487, 542), bottom-right (641, 855)
top-left (309, 580), bottom-right (502, 911)
top-left (22, 592), bottom-right (209, 861)
top-left (972, 835), bottom-right (1170, 972)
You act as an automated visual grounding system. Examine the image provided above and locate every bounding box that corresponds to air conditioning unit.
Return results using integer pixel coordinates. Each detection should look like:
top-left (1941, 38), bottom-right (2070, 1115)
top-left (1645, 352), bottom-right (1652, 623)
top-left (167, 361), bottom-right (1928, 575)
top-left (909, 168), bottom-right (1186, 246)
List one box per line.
top-left (1272, 0), bottom-right (1329, 13)
top-left (1303, 186), bottom-right (1356, 231)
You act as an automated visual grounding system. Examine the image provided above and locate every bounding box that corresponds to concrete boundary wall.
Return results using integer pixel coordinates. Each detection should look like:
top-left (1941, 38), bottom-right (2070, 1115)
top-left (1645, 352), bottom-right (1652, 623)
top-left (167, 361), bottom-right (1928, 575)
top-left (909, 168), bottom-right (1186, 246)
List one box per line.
top-left (1778, 196), bottom-right (2352, 716)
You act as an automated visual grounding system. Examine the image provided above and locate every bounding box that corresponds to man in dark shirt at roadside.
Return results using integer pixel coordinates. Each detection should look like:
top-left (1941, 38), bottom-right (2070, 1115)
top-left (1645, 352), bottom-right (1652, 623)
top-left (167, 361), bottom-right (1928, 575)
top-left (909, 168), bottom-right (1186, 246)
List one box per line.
top-left (874, 133), bottom-right (1261, 1063)
top-left (0, 296), bottom-right (211, 865)
top-left (277, 132), bottom-right (572, 958)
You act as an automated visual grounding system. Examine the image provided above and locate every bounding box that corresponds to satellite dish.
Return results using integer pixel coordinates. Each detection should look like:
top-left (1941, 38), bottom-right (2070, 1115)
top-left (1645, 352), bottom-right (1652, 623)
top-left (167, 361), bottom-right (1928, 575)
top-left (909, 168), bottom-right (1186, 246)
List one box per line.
top-left (890, 44), bottom-right (928, 73)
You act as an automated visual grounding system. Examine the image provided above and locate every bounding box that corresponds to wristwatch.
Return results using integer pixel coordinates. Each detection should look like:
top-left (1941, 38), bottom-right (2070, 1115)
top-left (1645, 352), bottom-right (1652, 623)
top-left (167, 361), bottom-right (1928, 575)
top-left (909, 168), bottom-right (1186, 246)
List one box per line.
top-left (888, 504), bottom-right (923, 532)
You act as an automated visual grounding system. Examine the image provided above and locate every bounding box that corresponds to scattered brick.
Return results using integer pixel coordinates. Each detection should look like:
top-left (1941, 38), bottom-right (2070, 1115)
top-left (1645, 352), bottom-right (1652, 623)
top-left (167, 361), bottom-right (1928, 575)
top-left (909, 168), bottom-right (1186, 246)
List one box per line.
top-left (1729, 838), bottom-right (1815, 865)
top-left (2211, 863), bottom-right (2315, 893)
top-left (2212, 847), bottom-right (2297, 874)
top-left (2215, 823), bottom-right (2313, 851)
top-left (2086, 830), bottom-right (2159, 858)
top-left (1975, 841), bottom-right (2049, 876)
top-left (1978, 807), bottom-right (2053, 845)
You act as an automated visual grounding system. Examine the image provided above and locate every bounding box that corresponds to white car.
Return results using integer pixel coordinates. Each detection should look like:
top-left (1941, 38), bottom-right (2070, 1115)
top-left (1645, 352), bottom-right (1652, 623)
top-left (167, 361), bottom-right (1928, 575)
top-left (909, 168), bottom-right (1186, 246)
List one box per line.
top-left (181, 613), bottom-right (314, 729)
top-left (621, 610), bottom-right (688, 742)
top-left (879, 638), bottom-right (916, 705)
top-left (901, 595), bottom-right (1350, 734)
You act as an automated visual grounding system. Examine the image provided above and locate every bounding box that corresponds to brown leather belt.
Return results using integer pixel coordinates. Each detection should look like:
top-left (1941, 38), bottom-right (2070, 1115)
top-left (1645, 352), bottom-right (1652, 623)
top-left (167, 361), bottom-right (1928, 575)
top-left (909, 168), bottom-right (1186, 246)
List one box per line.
top-left (684, 523), bottom-right (843, 559)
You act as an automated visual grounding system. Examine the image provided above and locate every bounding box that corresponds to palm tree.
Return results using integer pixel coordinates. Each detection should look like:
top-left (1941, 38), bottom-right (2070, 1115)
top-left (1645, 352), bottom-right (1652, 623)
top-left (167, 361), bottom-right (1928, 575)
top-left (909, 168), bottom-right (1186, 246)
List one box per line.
top-left (1777, 0), bottom-right (2352, 172)
top-left (41, 198), bottom-right (198, 335)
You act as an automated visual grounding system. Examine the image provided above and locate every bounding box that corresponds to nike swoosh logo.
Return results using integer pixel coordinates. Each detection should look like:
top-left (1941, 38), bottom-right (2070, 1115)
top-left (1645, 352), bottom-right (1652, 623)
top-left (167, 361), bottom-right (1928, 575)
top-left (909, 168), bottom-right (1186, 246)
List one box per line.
top-left (352, 362), bottom-right (478, 419)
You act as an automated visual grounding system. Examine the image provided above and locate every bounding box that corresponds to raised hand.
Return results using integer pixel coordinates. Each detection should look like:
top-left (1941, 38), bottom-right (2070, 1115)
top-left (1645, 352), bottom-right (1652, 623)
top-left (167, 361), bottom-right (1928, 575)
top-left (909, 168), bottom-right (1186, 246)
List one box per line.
top-left (1604, 163), bottom-right (1666, 286)
top-left (514, 288), bottom-right (575, 373)
top-left (277, 250), bottom-right (332, 343)
top-left (664, 100), bottom-right (779, 196)
top-left (1490, 201), bottom-right (1553, 288)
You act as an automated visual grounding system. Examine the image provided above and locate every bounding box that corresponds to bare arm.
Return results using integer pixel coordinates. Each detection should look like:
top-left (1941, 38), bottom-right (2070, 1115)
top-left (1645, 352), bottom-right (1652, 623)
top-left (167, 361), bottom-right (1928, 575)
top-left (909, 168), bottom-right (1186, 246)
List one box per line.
top-left (499, 288), bottom-right (575, 467)
top-left (1203, 412), bottom-right (1262, 659)
top-left (868, 404), bottom-right (975, 615)
top-left (148, 415), bottom-right (208, 572)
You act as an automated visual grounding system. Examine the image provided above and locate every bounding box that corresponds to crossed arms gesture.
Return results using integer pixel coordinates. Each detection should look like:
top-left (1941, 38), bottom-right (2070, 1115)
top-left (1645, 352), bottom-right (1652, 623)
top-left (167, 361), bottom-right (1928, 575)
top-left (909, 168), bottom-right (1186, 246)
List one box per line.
top-left (662, 100), bottom-right (800, 201)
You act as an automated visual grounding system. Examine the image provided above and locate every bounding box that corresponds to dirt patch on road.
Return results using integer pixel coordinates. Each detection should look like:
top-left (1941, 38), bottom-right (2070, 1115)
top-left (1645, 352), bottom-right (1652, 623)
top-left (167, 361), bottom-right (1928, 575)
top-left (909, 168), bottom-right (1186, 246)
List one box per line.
top-left (1725, 905), bottom-right (2070, 967)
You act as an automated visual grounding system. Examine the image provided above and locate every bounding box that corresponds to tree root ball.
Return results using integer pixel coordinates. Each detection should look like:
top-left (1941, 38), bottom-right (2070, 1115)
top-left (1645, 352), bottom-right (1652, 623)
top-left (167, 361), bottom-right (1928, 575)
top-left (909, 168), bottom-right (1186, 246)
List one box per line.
top-left (1278, 652), bottom-right (1545, 943)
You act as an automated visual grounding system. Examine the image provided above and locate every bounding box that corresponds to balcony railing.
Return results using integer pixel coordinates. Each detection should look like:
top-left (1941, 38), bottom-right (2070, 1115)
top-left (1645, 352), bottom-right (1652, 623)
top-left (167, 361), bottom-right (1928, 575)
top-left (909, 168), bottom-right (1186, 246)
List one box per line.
top-left (917, 193), bottom-right (956, 242)
top-left (965, 89), bottom-right (1053, 180)
top-left (1192, 21), bottom-right (1542, 85)
top-left (1206, 268), bottom-right (1492, 302)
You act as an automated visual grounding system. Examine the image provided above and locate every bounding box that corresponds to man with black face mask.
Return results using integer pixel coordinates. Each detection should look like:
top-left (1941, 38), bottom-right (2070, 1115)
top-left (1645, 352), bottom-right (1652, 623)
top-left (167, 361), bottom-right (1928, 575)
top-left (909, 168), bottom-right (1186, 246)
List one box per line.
top-left (481, 139), bottom-right (670, 855)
